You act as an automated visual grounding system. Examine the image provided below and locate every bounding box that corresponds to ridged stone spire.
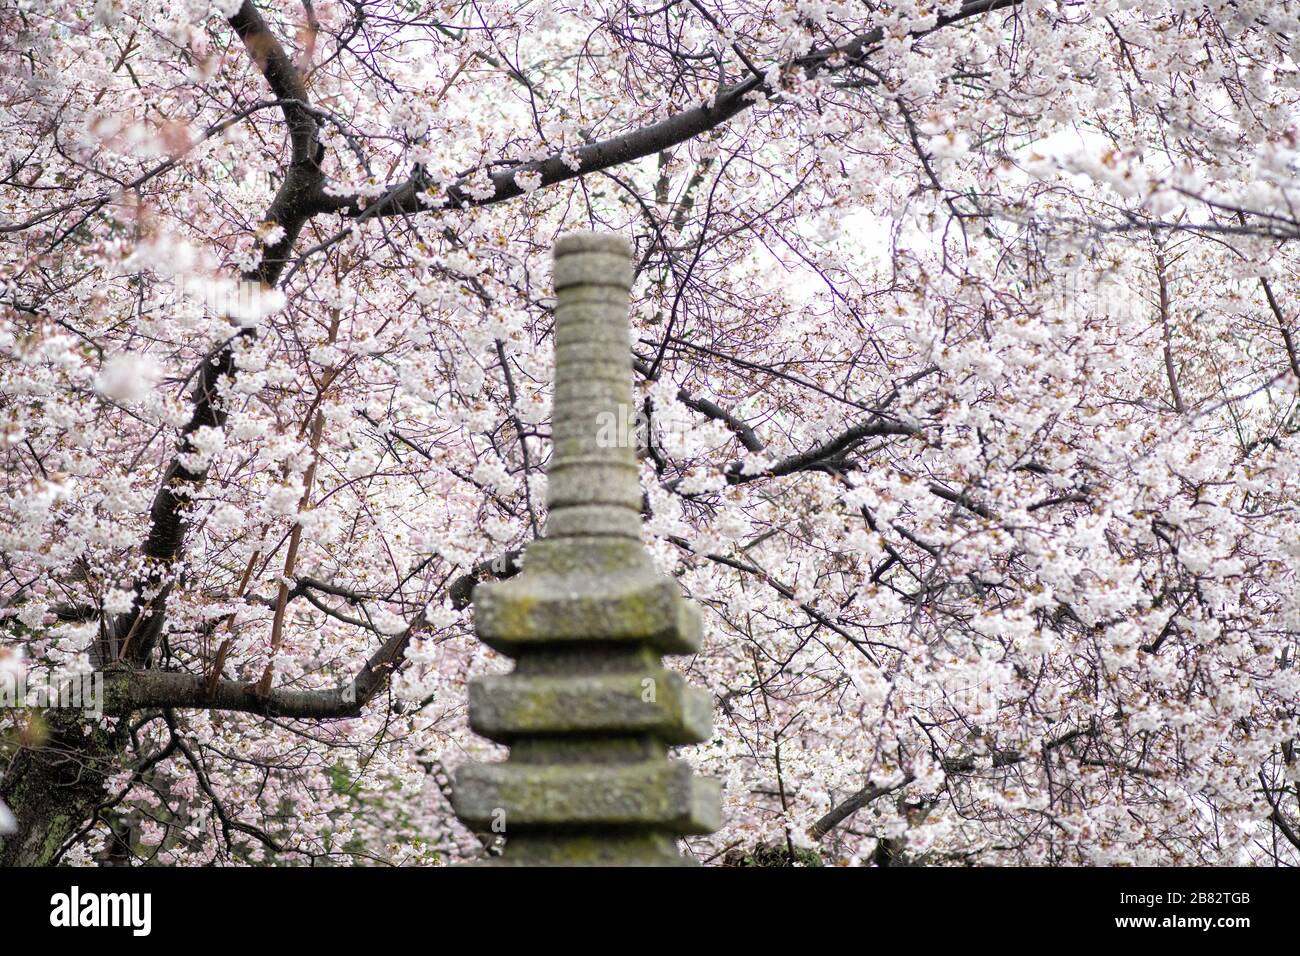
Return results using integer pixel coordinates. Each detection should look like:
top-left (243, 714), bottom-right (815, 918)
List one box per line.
top-left (453, 233), bottom-right (720, 865)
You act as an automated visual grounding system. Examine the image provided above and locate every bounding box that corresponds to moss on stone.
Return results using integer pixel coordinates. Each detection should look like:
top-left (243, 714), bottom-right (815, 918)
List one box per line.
top-left (724, 843), bottom-right (825, 867)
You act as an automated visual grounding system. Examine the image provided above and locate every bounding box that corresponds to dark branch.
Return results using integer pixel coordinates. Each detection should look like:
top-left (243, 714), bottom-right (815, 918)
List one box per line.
top-left (314, 0), bottom-right (1024, 219)
top-left (109, 0), bottom-right (327, 668)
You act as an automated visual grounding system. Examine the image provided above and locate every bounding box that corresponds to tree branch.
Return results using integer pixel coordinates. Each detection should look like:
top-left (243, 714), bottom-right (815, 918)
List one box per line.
top-left (810, 727), bottom-right (1095, 841)
top-left (315, 0), bottom-right (1024, 219)
top-left (102, 552), bottom-right (521, 720)
top-left (109, 1), bottom-right (326, 668)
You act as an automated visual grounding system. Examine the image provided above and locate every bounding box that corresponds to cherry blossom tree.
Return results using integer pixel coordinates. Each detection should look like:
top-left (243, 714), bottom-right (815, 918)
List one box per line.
top-left (1, 0), bottom-right (1298, 866)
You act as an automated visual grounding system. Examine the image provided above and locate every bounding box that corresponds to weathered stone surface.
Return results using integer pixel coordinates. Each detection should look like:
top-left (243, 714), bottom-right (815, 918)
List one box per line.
top-left (472, 832), bottom-right (691, 867)
top-left (454, 760), bottom-right (721, 833)
top-left (454, 231), bottom-right (719, 865)
top-left (551, 233), bottom-right (636, 290)
top-left (468, 670), bottom-right (712, 743)
top-left (474, 540), bottom-right (703, 654)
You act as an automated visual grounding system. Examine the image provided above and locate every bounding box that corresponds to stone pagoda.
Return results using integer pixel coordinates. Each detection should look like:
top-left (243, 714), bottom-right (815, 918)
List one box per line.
top-left (453, 233), bottom-right (720, 865)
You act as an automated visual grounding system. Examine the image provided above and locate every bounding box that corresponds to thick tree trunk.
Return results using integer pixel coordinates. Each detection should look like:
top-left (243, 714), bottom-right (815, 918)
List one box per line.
top-left (2, 5), bottom-right (326, 868)
top-left (0, 711), bottom-right (123, 866)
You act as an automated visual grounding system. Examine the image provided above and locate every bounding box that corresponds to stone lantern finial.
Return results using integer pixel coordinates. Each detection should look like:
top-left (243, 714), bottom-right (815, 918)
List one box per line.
top-left (452, 232), bottom-right (720, 865)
